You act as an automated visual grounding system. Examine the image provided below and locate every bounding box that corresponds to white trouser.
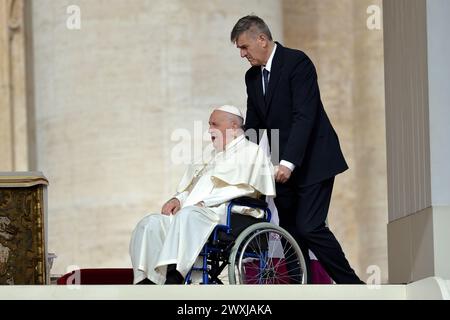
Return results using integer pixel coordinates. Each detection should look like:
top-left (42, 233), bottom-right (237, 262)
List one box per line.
top-left (129, 206), bottom-right (220, 284)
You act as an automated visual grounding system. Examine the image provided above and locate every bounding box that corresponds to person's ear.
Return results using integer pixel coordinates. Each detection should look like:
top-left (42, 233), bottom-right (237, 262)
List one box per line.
top-left (258, 34), bottom-right (267, 48)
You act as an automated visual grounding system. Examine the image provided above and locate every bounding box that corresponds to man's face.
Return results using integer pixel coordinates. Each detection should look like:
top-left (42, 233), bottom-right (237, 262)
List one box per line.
top-left (208, 111), bottom-right (235, 151)
top-left (236, 31), bottom-right (269, 66)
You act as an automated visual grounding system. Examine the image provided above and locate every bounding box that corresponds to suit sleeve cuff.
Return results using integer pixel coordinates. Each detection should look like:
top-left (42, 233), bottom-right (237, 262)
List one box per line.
top-left (280, 160), bottom-right (296, 171)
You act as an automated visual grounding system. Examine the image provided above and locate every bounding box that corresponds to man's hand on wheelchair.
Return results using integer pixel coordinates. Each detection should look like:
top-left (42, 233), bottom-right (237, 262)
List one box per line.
top-left (161, 198), bottom-right (181, 215)
top-left (275, 165), bottom-right (292, 184)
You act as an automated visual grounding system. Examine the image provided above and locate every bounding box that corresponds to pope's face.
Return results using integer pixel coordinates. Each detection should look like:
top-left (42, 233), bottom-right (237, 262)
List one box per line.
top-left (236, 31), bottom-right (269, 66)
top-left (208, 111), bottom-right (235, 151)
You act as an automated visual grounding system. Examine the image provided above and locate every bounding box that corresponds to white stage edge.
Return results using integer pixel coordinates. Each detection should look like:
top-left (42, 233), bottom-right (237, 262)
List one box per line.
top-left (0, 277), bottom-right (448, 300)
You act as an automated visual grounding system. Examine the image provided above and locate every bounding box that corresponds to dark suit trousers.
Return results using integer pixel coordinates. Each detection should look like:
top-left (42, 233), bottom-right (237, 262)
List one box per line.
top-left (274, 177), bottom-right (363, 284)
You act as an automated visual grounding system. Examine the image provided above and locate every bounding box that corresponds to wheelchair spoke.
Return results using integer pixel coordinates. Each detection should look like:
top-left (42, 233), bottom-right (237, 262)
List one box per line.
top-left (242, 264), bottom-right (264, 284)
top-left (273, 264), bottom-right (304, 275)
top-left (272, 275), bottom-right (290, 284)
top-left (280, 247), bottom-right (300, 263)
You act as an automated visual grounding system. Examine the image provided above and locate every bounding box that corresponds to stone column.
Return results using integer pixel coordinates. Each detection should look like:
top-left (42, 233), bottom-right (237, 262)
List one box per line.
top-left (384, 0), bottom-right (450, 283)
top-left (0, 0), bottom-right (33, 172)
top-left (30, 0), bottom-right (283, 274)
top-left (282, 0), bottom-right (388, 282)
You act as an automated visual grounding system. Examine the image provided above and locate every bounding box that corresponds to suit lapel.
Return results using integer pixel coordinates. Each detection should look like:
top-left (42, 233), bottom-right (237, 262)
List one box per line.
top-left (264, 43), bottom-right (284, 117)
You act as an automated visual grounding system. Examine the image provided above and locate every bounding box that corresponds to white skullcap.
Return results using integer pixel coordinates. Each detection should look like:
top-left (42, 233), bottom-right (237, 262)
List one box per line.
top-left (214, 105), bottom-right (244, 119)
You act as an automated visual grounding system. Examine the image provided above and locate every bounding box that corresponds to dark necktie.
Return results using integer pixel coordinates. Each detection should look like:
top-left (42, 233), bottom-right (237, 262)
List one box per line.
top-left (263, 68), bottom-right (270, 96)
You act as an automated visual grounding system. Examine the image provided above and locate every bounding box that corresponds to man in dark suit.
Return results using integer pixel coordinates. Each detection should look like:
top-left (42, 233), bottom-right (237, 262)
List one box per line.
top-left (230, 15), bottom-right (363, 284)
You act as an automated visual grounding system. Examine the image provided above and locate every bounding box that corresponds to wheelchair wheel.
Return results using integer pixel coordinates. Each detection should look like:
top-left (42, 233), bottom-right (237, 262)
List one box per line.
top-left (228, 222), bottom-right (307, 284)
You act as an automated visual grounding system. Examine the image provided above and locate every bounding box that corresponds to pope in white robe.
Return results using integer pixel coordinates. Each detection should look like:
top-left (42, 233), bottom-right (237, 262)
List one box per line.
top-left (129, 105), bottom-right (276, 284)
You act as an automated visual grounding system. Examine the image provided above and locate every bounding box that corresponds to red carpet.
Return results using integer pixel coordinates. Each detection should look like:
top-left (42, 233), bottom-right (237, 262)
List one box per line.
top-left (57, 268), bottom-right (133, 285)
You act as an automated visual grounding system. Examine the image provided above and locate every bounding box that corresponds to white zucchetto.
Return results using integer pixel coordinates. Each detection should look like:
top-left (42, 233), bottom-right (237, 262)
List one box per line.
top-left (214, 105), bottom-right (244, 119)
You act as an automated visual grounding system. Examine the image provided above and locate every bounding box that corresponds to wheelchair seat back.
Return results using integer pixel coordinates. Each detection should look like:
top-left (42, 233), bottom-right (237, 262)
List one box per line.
top-left (213, 213), bottom-right (268, 247)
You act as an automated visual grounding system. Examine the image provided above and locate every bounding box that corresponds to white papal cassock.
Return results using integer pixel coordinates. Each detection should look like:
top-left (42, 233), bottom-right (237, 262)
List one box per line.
top-left (129, 134), bottom-right (275, 284)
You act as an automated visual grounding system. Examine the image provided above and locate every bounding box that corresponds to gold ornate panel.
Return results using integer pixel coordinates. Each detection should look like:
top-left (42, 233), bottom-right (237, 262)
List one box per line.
top-left (0, 173), bottom-right (48, 285)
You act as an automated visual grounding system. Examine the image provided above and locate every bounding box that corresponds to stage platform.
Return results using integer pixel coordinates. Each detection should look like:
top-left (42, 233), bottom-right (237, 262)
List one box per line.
top-left (0, 277), bottom-right (448, 300)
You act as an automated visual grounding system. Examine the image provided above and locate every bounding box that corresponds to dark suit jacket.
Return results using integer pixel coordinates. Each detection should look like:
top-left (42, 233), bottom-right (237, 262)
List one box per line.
top-left (244, 42), bottom-right (348, 187)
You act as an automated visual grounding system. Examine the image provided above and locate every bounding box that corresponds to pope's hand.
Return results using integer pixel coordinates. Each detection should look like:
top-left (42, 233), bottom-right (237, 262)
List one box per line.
top-left (161, 198), bottom-right (181, 215)
top-left (275, 165), bottom-right (292, 184)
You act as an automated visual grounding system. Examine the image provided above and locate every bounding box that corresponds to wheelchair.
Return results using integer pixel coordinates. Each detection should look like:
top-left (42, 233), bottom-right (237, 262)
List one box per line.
top-left (184, 196), bottom-right (307, 285)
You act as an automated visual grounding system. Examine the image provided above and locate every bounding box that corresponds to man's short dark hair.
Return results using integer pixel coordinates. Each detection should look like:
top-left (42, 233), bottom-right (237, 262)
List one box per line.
top-left (230, 15), bottom-right (273, 43)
